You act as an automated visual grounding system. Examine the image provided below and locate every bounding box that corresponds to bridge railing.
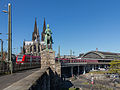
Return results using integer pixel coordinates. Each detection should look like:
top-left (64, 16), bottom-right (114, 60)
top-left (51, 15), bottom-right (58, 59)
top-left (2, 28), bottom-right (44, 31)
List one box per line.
top-left (0, 61), bottom-right (41, 74)
top-left (13, 62), bottom-right (41, 72)
top-left (56, 58), bottom-right (98, 64)
top-left (0, 61), bottom-right (8, 74)
top-left (3, 67), bottom-right (61, 90)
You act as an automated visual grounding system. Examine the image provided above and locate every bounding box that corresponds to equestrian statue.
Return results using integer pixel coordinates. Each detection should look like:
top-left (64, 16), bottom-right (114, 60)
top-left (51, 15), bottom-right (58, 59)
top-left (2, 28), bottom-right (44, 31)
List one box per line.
top-left (44, 24), bottom-right (53, 50)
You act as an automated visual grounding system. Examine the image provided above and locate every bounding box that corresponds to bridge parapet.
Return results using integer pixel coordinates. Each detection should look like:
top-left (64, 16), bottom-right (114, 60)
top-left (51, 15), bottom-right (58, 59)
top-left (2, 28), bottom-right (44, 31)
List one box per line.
top-left (3, 67), bottom-right (61, 90)
top-left (3, 50), bottom-right (62, 90)
top-left (41, 50), bottom-right (55, 71)
top-left (41, 50), bottom-right (61, 76)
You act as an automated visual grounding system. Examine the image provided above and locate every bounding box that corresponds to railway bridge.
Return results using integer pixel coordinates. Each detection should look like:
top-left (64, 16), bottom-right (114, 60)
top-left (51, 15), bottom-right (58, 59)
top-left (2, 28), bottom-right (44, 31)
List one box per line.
top-left (0, 50), bottom-right (62, 90)
top-left (57, 51), bottom-right (120, 77)
top-left (61, 60), bottom-right (110, 76)
top-left (0, 50), bottom-right (120, 90)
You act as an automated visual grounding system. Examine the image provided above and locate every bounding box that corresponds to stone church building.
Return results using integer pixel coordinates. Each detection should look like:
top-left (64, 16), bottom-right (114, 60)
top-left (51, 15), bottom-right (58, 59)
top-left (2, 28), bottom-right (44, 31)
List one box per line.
top-left (22, 18), bottom-right (46, 56)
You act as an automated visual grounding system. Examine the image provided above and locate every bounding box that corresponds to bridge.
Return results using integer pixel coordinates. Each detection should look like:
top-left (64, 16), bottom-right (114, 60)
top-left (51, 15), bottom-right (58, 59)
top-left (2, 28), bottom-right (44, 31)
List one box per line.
top-left (55, 58), bottom-right (110, 77)
top-left (55, 50), bottom-right (119, 76)
top-left (0, 50), bottom-right (118, 90)
top-left (0, 50), bottom-right (62, 90)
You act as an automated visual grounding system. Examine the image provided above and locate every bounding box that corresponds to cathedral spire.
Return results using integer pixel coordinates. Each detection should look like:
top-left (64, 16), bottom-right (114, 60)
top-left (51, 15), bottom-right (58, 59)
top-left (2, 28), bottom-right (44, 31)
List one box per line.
top-left (37, 28), bottom-right (40, 42)
top-left (41, 18), bottom-right (46, 41)
top-left (34, 17), bottom-right (37, 33)
top-left (43, 18), bottom-right (46, 33)
top-left (32, 18), bottom-right (38, 41)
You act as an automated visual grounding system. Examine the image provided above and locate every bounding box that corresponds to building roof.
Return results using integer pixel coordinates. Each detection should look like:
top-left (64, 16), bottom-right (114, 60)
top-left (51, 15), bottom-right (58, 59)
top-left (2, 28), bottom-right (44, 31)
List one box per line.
top-left (81, 51), bottom-right (120, 59)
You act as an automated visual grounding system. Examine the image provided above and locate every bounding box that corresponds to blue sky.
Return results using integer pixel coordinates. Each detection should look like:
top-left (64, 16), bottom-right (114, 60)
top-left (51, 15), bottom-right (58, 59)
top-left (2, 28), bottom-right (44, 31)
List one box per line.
top-left (0, 0), bottom-right (120, 56)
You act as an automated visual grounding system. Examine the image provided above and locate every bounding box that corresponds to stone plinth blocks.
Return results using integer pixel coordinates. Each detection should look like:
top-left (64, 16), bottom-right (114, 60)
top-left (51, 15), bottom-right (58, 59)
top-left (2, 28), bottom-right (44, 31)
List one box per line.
top-left (41, 50), bottom-right (55, 72)
top-left (41, 50), bottom-right (61, 77)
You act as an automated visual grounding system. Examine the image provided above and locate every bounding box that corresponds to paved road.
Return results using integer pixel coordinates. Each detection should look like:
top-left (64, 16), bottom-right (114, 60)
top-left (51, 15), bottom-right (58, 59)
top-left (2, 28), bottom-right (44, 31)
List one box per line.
top-left (0, 68), bottom-right (40, 90)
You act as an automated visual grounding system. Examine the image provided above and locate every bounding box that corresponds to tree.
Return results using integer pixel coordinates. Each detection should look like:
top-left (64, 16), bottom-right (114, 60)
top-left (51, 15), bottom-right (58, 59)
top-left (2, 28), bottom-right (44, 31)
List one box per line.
top-left (109, 59), bottom-right (120, 74)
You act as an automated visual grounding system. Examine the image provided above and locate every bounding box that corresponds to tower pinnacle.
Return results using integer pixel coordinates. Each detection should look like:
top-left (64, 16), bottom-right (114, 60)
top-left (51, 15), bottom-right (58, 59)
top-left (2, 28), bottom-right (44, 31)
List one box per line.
top-left (32, 18), bottom-right (40, 41)
top-left (34, 17), bottom-right (37, 33)
top-left (41, 18), bottom-right (46, 41)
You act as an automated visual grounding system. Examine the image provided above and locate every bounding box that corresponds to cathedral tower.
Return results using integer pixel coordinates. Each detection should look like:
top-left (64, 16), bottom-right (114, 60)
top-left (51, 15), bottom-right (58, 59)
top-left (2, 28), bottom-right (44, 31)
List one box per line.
top-left (41, 18), bottom-right (46, 41)
top-left (32, 18), bottom-right (40, 42)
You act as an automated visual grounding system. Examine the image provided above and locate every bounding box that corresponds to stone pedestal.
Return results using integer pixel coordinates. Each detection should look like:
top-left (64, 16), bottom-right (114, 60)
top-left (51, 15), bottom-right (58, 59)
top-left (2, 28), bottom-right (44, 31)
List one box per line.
top-left (41, 50), bottom-right (55, 72)
top-left (40, 50), bottom-right (61, 90)
top-left (55, 62), bottom-right (61, 77)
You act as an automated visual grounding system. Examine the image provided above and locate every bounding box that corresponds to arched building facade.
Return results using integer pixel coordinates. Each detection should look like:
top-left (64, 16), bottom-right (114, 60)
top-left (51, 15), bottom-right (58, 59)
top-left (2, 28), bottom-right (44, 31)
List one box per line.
top-left (81, 51), bottom-right (120, 62)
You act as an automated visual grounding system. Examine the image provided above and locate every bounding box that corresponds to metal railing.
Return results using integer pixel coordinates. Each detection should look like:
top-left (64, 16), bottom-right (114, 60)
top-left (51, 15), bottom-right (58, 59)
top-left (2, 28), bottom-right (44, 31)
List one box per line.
top-left (0, 61), bottom-right (41, 74)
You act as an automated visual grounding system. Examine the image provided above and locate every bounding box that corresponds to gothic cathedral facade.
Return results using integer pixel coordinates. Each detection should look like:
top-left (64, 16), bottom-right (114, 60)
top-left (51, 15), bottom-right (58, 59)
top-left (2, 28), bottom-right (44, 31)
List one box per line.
top-left (22, 18), bottom-right (46, 56)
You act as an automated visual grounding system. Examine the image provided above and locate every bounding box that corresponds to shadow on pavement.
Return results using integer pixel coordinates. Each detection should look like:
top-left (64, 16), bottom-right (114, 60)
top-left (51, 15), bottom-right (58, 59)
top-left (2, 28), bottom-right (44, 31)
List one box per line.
top-left (60, 79), bottom-right (73, 90)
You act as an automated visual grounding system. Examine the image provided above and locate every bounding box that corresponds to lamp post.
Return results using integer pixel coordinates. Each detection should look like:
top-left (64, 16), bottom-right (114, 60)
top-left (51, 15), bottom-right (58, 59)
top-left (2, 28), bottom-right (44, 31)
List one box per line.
top-left (3, 3), bottom-right (12, 74)
top-left (0, 39), bottom-right (3, 61)
top-left (0, 33), bottom-right (3, 60)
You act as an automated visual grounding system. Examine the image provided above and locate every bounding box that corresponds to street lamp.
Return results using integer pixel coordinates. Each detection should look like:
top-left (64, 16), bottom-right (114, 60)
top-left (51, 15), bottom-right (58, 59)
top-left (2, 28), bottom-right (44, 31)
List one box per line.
top-left (0, 39), bottom-right (3, 61)
top-left (2, 10), bottom-right (8, 13)
top-left (2, 3), bottom-right (12, 74)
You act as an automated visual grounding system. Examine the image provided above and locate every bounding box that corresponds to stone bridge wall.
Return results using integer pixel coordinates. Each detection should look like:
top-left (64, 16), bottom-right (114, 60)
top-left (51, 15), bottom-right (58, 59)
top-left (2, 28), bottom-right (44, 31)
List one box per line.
top-left (4, 50), bottom-right (62, 90)
top-left (3, 67), bottom-right (61, 90)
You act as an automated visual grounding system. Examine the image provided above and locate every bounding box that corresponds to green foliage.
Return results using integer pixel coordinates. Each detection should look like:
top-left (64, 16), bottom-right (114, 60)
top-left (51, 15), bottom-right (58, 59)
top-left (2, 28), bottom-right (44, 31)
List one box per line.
top-left (81, 82), bottom-right (89, 85)
top-left (89, 71), bottom-right (107, 74)
top-left (109, 59), bottom-right (120, 74)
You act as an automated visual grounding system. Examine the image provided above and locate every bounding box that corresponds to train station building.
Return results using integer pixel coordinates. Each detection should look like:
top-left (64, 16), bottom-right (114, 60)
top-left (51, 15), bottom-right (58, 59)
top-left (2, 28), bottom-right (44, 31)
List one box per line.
top-left (60, 50), bottom-right (120, 77)
top-left (81, 51), bottom-right (120, 62)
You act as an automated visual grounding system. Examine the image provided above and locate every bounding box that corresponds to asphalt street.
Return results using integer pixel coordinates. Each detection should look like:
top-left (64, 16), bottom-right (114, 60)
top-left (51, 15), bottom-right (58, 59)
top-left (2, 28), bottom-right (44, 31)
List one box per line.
top-left (0, 68), bottom-right (40, 90)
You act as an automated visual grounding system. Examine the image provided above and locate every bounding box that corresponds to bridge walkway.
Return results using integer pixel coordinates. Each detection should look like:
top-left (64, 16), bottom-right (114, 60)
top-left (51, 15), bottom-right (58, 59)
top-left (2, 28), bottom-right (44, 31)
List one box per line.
top-left (0, 68), bottom-right (40, 90)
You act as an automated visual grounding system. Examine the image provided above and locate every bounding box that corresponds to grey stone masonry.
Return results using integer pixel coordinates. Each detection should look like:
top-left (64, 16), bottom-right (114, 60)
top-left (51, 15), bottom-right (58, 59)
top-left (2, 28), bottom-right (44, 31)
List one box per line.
top-left (3, 50), bottom-right (62, 90)
top-left (41, 50), bottom-right (55, 72)
top-left (3, 67), bottom-right (50, 90)
top-left (40, 50), bottom-right (61, 90)
top-left (55, 62), bottom-right (61, 77)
